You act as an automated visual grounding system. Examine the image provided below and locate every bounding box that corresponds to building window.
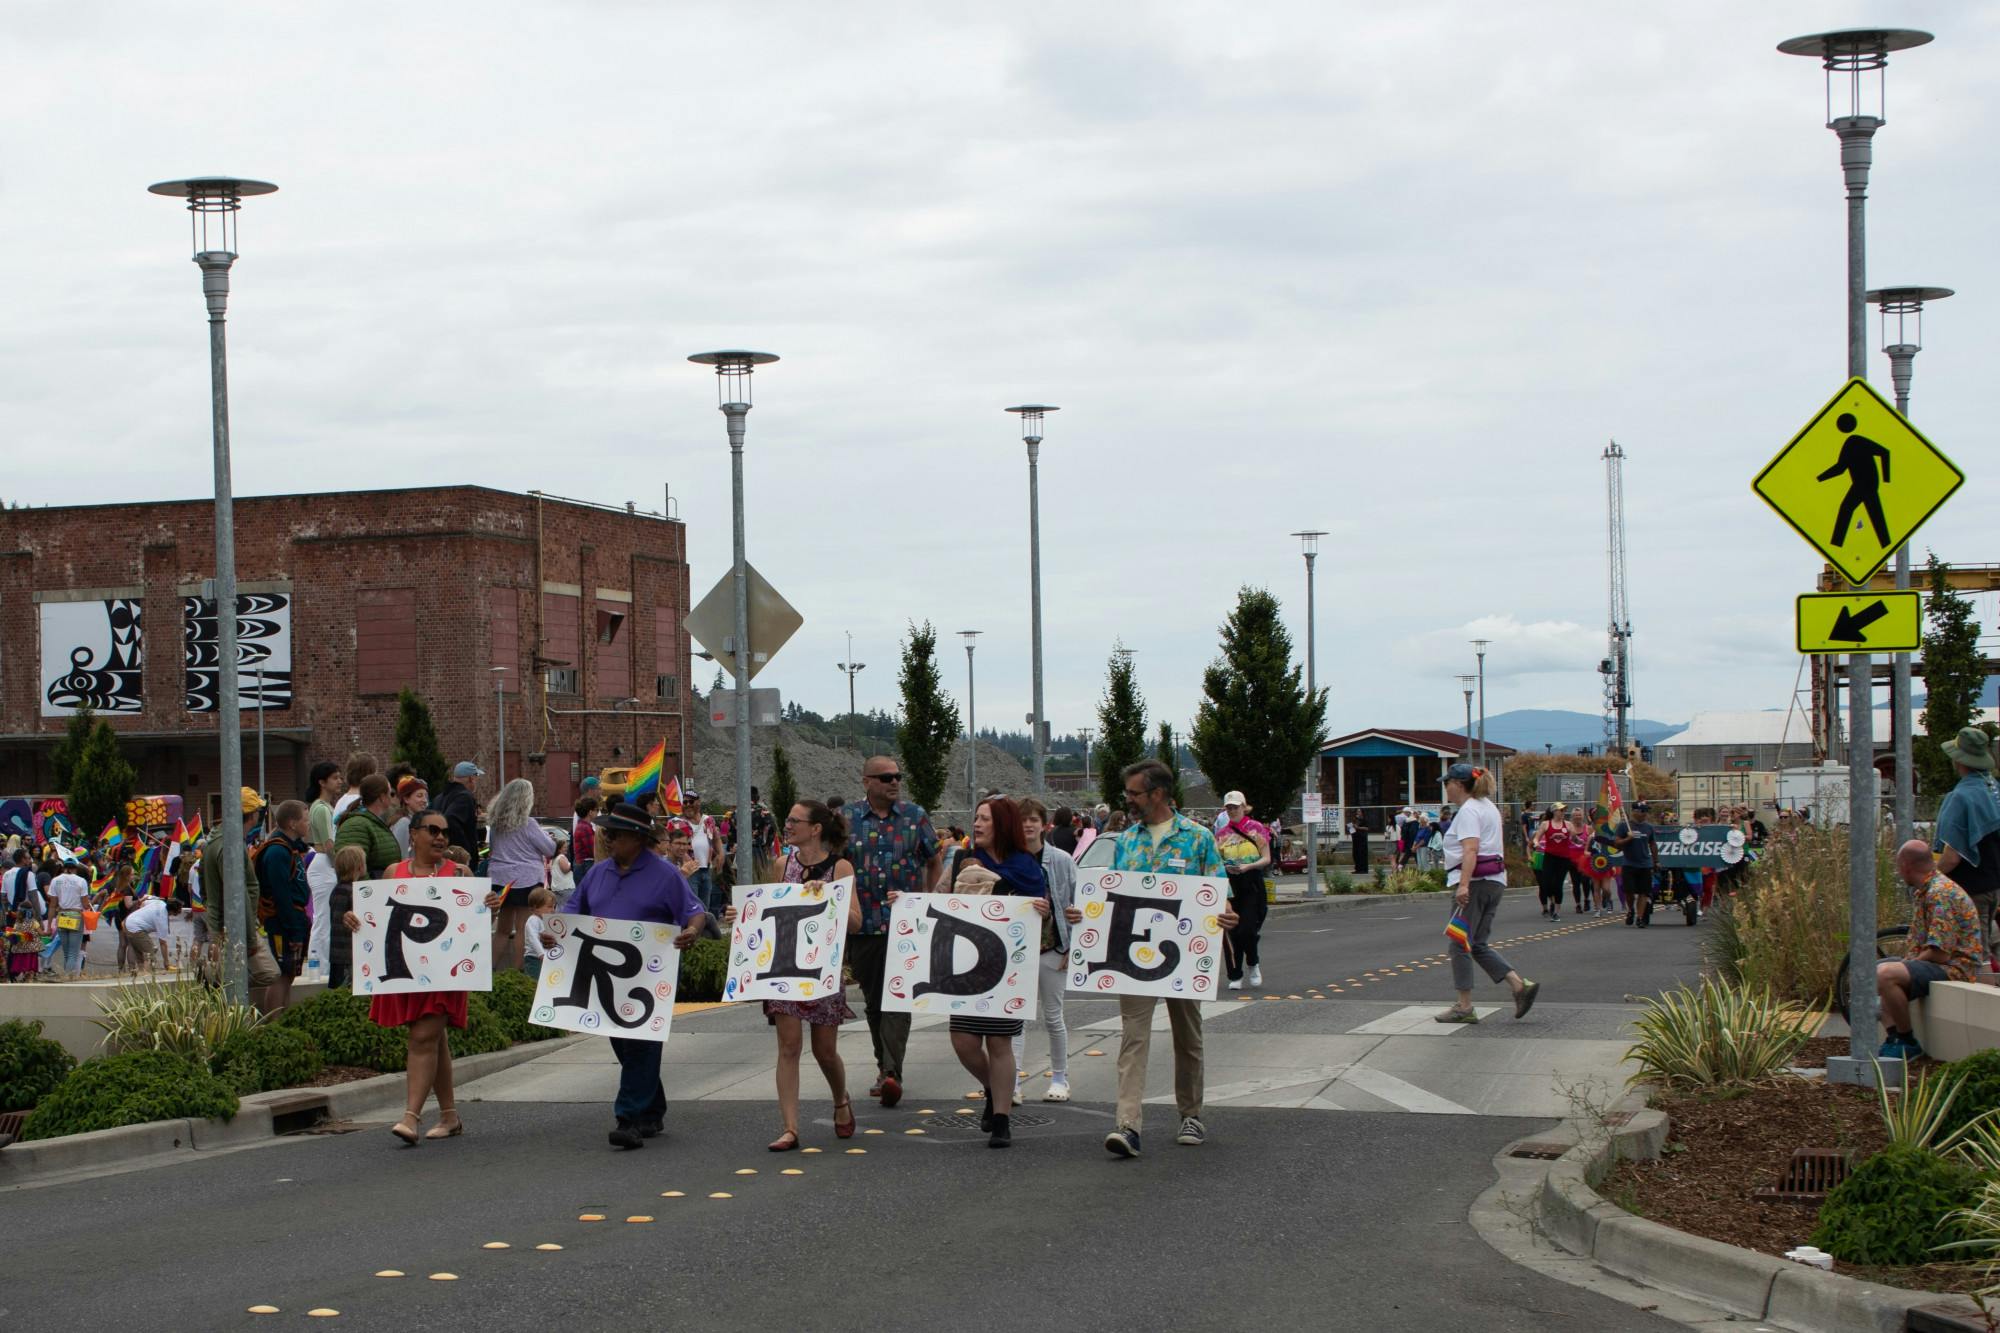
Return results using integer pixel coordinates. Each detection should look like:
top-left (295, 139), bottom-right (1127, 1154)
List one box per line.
top-left (541, 590), bottom-right (580, 674)
top-left (595, 599), bottom-right (630, 699)
top-left (546, 666), bottom-right (579, 696)
top-left (356, 589), bottom-right (417, 695)
top-left (656, 674), bottom-right (678, 700)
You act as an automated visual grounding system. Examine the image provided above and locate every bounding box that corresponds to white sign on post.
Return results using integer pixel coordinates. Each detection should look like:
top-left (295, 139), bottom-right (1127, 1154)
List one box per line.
top-left (1301, 792), bottom-right (1324, 824)
top-left (724, 877), bottom-right (854, 1003)
top-left (352, 876), bottom-right (493, 996)
top-left (529, 913), bottom-right (683, 1042)
top-left (1065, 869), bottom-right (1229, 1000)
top-left (879, 893), bottom-right (1039, 1020)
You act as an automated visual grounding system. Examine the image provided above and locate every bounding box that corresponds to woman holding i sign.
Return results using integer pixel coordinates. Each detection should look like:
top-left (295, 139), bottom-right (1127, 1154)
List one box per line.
top-left (341, 811), bottom-right (504, 1145)
top-left (721, 800), bottom-right (862, 1151)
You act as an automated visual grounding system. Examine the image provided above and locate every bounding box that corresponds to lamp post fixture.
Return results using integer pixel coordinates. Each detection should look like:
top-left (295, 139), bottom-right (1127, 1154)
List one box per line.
top-left (1780, 25), bottom-right (1932, 1087)
top-left (1458, 676), bottom-right (1477, 769)
top-left (837, 631), bottom-right (866, 753)
top-left (1077, 726), bottom-right (1095, 795)
top-left (148, 174), bottom-right (277, 1007)
top-left (1470, 640), bottom-right (1490, 767)
top-left (690, 350), bottom-right (778, 890)
top-left (960, 631), bottom-right (982, 811)
top-left (1005, 404), bottom-right (1059, 795)
top-left (1867, 284), bottom-right (1953, 847)
top-left (1293, 530), bottom-right (1328, 896)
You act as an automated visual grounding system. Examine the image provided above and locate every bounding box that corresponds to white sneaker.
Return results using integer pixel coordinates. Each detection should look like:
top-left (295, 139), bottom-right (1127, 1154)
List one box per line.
top-left (1044, 1077), bottom-right (1071, 1102)
top-left (1227, 978), bottom-right (1243, 991)
top-left (1248, 965), bottom-right (1263, 987)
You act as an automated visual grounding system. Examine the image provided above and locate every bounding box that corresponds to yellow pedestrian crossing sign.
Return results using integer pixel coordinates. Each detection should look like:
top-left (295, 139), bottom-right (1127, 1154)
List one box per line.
top-left (1753, 377), bottom-right (1964, 586)
top-left (1796, 591), bottom-right (1921, 655)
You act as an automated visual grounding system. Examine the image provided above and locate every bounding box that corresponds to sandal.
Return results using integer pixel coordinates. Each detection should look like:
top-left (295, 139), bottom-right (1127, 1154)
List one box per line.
top-left (390, 1113), bottom-right (422, 1146)
top-left (767, 1129), bottom-right (800, 1152)
top-left (834, 1098), bottom-right (856, 1140)
top-left (425, 1110), bottom-right (464, 1139)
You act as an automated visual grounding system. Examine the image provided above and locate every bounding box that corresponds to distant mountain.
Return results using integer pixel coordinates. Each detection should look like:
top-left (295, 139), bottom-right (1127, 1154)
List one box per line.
top-left (1443, 708), bottom-right (1684, 754)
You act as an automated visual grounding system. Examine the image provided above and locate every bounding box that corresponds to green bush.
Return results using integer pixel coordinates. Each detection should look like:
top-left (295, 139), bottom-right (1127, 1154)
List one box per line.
top-left (486, 970), bottom-right (560, 1044)
top-left (451, 994), bottom-right (511, 1059)
top-left (276, 988), bottom-right (409, 1071)
top-left (1939, 1048), bottom-right (2000, 1143)
top-left (1624, 977), bottom-right (1814, 1089)
top-left (680, 938), bottom-right (729, 1002)
top-left (1321, 868), bottom-right (1358, 894)
top-left (211, 1025), bottom-right (324, 1096)
top-left (1813, 1144), bottom-right (1982, 1265)
top-left (22, 1049), bottom-right (237, 1141)
top-left (0, 1019), bottom-right (77, 1111)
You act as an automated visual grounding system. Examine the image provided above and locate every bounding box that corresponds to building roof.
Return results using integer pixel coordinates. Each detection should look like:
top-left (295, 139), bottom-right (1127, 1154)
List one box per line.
top-left (1319, 728), bottom-right (1519, 759)
top-left (0, 484), bottom-right (680, 524)
top-left (1656, 709), bottom-right (1880, 749)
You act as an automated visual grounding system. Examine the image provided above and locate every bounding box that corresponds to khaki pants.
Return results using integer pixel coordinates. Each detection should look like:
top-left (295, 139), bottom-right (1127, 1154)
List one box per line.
top-left (205, 928), bottom-right (281, 988)
top-left (1115, 995), bottom-right (1204, 1132)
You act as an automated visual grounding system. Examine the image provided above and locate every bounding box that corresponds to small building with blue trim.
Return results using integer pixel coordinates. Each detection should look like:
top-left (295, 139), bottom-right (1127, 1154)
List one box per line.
top-left (1318, 728), bottom-right (1516, 831)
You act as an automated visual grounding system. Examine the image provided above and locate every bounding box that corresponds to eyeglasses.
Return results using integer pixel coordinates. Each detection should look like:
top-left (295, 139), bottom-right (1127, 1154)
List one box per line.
top-left (782, 816), bottom-right (807, 827)
top-left (1123, 787), bottom-right (1149, 800)
top-left (867, 772), bottom-right (903, 782)
top-left (417, 824), bottom-right (449, 836)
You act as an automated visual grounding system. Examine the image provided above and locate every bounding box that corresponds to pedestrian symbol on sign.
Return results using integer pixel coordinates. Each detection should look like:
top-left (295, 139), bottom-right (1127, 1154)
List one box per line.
top-left (1816, 414), bottom-right (1892, 548)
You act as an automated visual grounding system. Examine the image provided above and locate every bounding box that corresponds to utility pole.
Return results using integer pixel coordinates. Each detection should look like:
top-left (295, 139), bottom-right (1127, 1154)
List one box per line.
top-left (1470, 640), bottom-right (1490, 767)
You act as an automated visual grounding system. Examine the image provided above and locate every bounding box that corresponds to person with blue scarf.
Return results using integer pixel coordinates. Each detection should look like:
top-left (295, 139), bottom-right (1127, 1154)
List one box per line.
top-left (1934, 727), bottom-right (2000, 959)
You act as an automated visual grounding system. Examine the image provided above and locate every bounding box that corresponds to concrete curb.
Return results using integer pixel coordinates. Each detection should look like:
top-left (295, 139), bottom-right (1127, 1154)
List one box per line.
top-left (1521, 1103), bottom-right (1988, 1332)
top-left (0, 1034), bottom-right (584, 1190)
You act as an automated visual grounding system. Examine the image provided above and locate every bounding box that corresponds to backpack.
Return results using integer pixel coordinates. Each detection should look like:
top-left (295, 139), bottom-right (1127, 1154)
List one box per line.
top-left (249, 834), bottom-right (301, 923)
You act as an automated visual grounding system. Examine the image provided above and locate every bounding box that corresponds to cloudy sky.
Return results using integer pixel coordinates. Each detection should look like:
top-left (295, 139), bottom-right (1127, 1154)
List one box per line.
top-left (7, 1), bottom-right (1998, 744)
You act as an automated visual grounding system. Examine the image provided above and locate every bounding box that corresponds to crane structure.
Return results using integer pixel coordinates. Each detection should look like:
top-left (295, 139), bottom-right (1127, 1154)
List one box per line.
top-left (1599, 440), bottom-right (1634, 758)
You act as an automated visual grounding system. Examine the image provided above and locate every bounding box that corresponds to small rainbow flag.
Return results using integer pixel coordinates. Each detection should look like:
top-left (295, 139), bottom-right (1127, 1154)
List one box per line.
top-left (98, 820), bottom-right (124, 851)
top-left (183, 812), bottom-right (204, 845)
top-left (1444, 908), bottom-right (1470, 950)
top-left (626, 739), bottom-right (666, 801)
top-left (171, 818), bottom-right (188, 847)
top-left (90, 870), bottom-right (114, 894)
top-left (661, 775), bottom-right (684, 816)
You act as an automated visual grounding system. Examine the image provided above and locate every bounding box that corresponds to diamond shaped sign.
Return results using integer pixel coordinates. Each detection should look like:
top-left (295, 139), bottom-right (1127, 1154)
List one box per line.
top-left (687, 564), bottom-right (801, 682)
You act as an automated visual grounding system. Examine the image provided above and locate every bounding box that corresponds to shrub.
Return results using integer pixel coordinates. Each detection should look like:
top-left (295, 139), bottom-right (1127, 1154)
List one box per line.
top-left (0, 1019), bottom-right (76, 1111)
top-left (211, 1025), bottom-right (324, 1096)
top-left (1939, 1049), bottom-right (2000, 1144)
top-left (450, 994), bottom-right (512, 1059)
top-left (276, 988), bottom-right (408, 1071)
top-left (22, 1049), bottom-right (237, 1141)
top-left (486, 970), bottom-right (559, 1044)
top-left (1733, 825), bottom-right (1904, 1006)
top-left (1624, 977), bottom-right (1814, 1088)
top-left (1812, 1143), bottom-right (1981, 1265)
top-left (680, 938), bottom-right (728, 1002)
top-left (1382, 868), bottom-right (1446, 895)
top-left (94, 981), bottom-right (264, 1066)
top-left (1322, 868), bottom-right (1358, 895)
top-left (1700, 895), bottom-right (1749, 986)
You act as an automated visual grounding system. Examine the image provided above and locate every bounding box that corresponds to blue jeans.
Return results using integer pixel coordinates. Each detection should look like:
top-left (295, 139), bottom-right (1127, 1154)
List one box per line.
top-left (58, 928), bottom-right (83, 974)
top-left (610, 1037), bottom-right (666, 1124)
top-left (690, 868), bottom-right (720, 915)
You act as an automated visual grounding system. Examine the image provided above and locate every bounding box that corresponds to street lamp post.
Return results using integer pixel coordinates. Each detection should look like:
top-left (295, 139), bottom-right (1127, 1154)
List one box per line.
top-left (1780, 25), bottom-right (1932, 1087)
top-left (1459, 676), bottom-right (1477, 764)
top-left (690, 350), bottom-right (779, 890)
top-left (837, 631), bottom-right (866, 753)
top-left (1470, 640), bottom-right (1490, 767)
top-left (960, 631), bottom-right (981, 811)
top-left (1293, 530), bottom-right (1327, 897)
top-left (491, 667), bottom-right (509, 790)
top-left (1077, 726), bottom-right (1095, 796)
top-left (1005, 405), bottom-right (1059, 795)
top-left (149, 174), bottom-right (277, 1007)
top-left (1867, 284), bottom-right (1953, 847)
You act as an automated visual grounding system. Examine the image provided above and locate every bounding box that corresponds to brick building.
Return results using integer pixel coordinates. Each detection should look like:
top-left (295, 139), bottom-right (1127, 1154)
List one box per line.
top-left (0, 487), bottom-right (692, 822)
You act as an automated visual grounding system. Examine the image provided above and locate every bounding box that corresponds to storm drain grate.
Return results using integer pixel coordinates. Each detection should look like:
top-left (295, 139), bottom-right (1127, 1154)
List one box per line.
top-left (1752, 1148), bottom-right (1852, 1203)
top-left (1508, 1141), bottom-right (1570, 1161)
top-left (923, 1113), bottom-right (1055, 1130)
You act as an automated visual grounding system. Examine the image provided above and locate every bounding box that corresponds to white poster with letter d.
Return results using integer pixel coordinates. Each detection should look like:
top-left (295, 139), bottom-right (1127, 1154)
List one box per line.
top-left (879, 893), bottom-right (1039, 1020)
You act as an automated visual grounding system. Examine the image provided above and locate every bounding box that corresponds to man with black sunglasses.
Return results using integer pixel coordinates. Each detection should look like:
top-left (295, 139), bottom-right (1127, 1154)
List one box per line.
top-left (845, 754), bottom-right (942, 1107)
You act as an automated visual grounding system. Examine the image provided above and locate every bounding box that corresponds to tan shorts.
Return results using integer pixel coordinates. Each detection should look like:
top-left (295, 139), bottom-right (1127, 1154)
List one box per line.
top-left (128, 930), bottom-right (160, 962)
top-left (216, 929), bottom-right (283, 987)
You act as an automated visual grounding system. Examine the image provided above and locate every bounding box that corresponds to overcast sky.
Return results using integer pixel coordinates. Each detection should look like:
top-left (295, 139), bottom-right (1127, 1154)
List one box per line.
top-left (7, 1), bottom-right (1998, 745)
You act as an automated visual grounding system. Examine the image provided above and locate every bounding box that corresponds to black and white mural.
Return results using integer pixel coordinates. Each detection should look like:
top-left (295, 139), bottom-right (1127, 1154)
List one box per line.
top-left (184, 593), bottom-right (293, 712)
top-left (40, 599), bottom-right (145, 716)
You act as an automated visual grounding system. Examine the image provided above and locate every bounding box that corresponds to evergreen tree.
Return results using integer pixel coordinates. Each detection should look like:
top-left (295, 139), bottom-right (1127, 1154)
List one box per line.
top-left (391, 689), bottom-right (450, 792)
top-left (1188, 587), bottom-right (1329, 824)
top-left (769, 744), bottom-right (799, 828)
top-left (68, 717), bottom-right (137, 838)
top-left (1096, 643), bottom-right (1148, 811)
top-left (1919, 554), bottom-right (1986, 797)
top-left (895, 621), bottom-right (960, 813)
top-left (48, 708), bottom-right (95, 792)
top-left (1155, 722), bottom-right (1186, 807)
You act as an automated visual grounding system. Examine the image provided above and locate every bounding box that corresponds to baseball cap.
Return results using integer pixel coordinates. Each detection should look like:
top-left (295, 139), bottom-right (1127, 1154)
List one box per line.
top-left (1222, 790), bottom-right (1247, 807)
top-left (240, 787), bottom-right (267, 814)
top-left (452, 761), bottom-right (485, 779)
top-left (580, 775), bottom-right (601, 790)
top-left (1443, 763), bottom-right (1477, 786)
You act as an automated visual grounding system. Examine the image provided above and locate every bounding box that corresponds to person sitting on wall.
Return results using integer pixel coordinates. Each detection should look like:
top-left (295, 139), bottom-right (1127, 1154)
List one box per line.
top-left (1878, 839), bottom-right (1986, 1061)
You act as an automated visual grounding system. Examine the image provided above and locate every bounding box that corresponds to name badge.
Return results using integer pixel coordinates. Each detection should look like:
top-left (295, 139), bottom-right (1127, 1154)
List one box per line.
top-left (1167, 858), bottom-right (1189, 870)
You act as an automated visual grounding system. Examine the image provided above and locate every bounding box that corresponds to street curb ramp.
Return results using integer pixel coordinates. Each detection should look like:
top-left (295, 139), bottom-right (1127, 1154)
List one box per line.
top-left (0, 1035), bottom-right (585, 1189)
top-left (1529, 1107), bottom-right (1989, 1332)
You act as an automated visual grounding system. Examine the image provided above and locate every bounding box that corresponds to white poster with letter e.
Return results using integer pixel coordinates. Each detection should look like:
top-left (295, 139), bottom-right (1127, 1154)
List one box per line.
top-left (723, 877), bottom-right (853, 1004)
top-left (879, 893), bottom-right (1039, 1020)
top-left (1066, 869), bottom-right (1228, 1000)
top-left (352, 877), bottom-right (493, 996)
top-left (529, 914), bottom-right (682, 1042)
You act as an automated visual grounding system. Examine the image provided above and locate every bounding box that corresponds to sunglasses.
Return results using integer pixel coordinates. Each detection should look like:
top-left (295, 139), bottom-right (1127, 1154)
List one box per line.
top-left (417, 824), bottom-right (449, 836)
top-left (868, 772), bottom-right (903, 782)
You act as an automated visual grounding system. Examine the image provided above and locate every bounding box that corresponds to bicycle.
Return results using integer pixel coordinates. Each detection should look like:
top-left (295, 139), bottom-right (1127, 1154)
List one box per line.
top-left (1831, 925), bottom-right (1912, 1024)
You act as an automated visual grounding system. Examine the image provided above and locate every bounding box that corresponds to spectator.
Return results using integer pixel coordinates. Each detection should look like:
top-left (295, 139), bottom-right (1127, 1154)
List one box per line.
top-left (845, 754), bottom-right (943, 1108)
top-left (487, 777), bottom-right (557, 972)
top-left (1614, 801), bottom-right (1660, 927)
top-left (521, 886), bottom-right (557, 982)
top-left (306, 761), bottom-right (345, 853)
top-left (572, 795), bottom-right (600, 879)
top-left (1216, 791), bottom-right (1272, 990)
top-left (434, 760), bottom-right (485, 860)
top-left (1878, 840), bottom-right (1986, 1059)
top-left (333, 752), bottom-right (377, 819)
top-left (7, 847), bottom-right (38, 917)
top-left (389, 775), bottom-right (429, 858)
top-left (201, 789), bottom-right (283, 1006)
top-left (304, 760), bottom-right (344, 973)
top-left (1047, 806), bottom-right (1079, 855)
top-left (683, 791), bottom-right (724, 920)
top-left (121, 892), bottom-right (177, 974)
top-left (1015, 797), bottom-right (1077, 1103)
top-left (333, 775), bottom-right (402, 879)
top-left (1934, 727), bottom-right (2000, 957)
top-left (254, 799), bottom-right (313, 1010)
top-left (48, 858), bottom-right (90, 977)
top-left (328, 845), bottom-right (364, 990)
top-left (1350, 817), bottom-right (1371, 875)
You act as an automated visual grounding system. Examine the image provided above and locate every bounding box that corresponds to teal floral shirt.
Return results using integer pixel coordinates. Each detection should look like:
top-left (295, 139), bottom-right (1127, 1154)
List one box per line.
top-left (1110, 812), bottom-right (1227, 888)
top-left (847, 799), bottom-right (939, 935)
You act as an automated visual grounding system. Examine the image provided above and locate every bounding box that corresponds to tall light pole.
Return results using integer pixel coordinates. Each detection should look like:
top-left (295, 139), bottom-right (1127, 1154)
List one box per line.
top-left (491, 667), bottom-right (509, 791)
top-left (1781, 25), bottom-right (1932, 1086)
top-left (149, 175), bottom-right (276, 1006)
top-left (1077, 726), bottom-right (1095, 796)
top-left (690, 350), bottom-right (778, 890)
top-left (1459, 676), bottom-right (1477, 768)
top-left (1867, 284), bottom-right (1953, 847)
top-left (960, 631), bottom-right (981, 810)
top-left (1470, 639), bottom-right (1490, 766)
top-left (1293, 530), bottom-right (1327, 896)
top-left (836, 631), bottom-right (866, 752)
top-left (1005, 404), bottom-right (1058, 795)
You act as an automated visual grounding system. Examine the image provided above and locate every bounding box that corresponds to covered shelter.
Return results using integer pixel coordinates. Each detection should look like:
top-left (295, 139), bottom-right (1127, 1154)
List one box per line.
top-left (1317, 729), bottom-right (1517, 831)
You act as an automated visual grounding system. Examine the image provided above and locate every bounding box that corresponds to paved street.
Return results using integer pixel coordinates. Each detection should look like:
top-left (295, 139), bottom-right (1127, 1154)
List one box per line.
top-left (10, 889), bottom-right (1706, 1331)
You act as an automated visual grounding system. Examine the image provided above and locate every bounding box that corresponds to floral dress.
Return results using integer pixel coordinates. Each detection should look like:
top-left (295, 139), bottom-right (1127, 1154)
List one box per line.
top-left (764, 851), bottom-right (858, 1029)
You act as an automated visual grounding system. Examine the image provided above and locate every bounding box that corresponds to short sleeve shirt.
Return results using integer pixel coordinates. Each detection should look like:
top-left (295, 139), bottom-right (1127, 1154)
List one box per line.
top-left (847, 799), bottom-right (939, 935)
top-left (1110, 814), bottom-right (1226, 879)
top-left (1912, 870), bottom-right (1986, 983)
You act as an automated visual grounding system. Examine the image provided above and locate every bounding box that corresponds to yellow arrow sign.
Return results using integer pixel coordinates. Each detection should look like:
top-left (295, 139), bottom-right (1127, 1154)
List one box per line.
top-left (1753, 377), bottom-right (1964, 586)
top-left (1796, 591), bottom-right (1922, 655)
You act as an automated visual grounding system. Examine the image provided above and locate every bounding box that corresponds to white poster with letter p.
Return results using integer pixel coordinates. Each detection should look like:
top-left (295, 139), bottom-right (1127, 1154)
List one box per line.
top-left (351, 876), bottom-right (493, 996)
top-left (529, 913), bottom-right (683, 1043)
top-left (1065, 869), bottom-right (1228, 1000)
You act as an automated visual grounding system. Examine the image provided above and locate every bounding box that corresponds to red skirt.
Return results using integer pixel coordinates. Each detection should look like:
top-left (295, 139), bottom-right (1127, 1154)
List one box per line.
top-left (370, 991), bottom-right (469, 1029)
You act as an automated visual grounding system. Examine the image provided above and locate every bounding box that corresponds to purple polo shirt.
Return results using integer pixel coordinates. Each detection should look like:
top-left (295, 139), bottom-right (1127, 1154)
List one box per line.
top-left (569, 851), bottom-right (703, 926)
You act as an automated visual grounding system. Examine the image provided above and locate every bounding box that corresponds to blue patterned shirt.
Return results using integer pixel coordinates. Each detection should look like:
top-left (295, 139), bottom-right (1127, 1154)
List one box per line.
top-left (1111, 812), bottom-right (1227, 886)
top-left (848, 798), bottom-right (940, 935)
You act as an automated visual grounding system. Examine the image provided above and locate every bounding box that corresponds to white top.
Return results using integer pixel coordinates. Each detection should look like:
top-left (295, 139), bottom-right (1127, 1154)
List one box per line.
top-left (1441, 797), bottom-right (1504, 887)
top-left (689, 819), bottom-right (711, 867)
top-left (125, 897), bottom-right (169, 935)
top-left (333, 791), bottom-right (360, 817)
top-left (525, 913), bottom-right (547, 958)
top-left (549, 857), bottom-right (574, 893)
top-left (50, 872), bottom-right (89, 912)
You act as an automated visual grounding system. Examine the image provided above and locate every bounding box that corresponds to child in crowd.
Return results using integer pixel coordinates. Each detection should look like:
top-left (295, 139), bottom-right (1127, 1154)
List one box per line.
top-left (548, 831), bottom-right (575, 902)
top-left (522, 886), bottom-right (556, 981)
top-left (329, 846), bottom-right (366, 991)
top-left (446, 846), bottom-right (472, 869)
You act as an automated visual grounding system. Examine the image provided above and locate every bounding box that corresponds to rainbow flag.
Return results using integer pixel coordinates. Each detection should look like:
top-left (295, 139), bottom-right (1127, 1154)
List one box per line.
top-left (171, 818), bottom-right (188, 847)
top-left (183, 812), bottom-right (204, 845)
top-left (627, 739), bottom-right (666, 800)
top-left (1444, 908), bottom-right (1470, 950)
top-left (98, 820), bottom-right (124, 852)
top-left (90, 870), bottom-right (114, 895)
top-left (661, 775), bottom-right (684, 816)
top-left (1596, 771), bottom-right (1627, 841)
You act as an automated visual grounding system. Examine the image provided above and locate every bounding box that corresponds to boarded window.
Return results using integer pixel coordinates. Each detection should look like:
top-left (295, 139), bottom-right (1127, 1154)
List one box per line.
top-left (654, 606), bottom-right (678, 698)
top-left (595, 599), bottom-right (630, 698)
top-left (490, 588), bottom-right (519, 693)
top-left (356, 589), bottom-right (417, 694)
top-left (542, 591), bottom-right (580, 671)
